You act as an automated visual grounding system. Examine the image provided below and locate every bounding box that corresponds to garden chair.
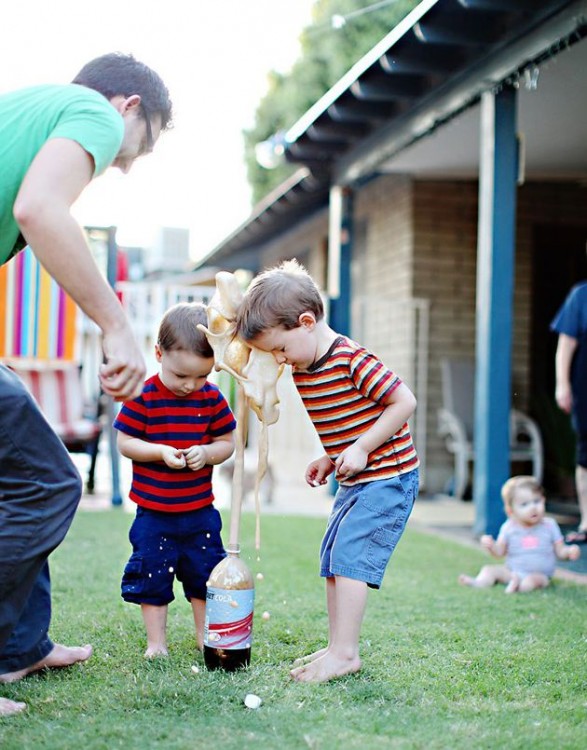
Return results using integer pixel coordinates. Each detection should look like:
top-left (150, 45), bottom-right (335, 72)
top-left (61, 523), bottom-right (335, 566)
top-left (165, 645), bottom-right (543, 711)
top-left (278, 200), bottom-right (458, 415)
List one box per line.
top-left (438, 358), bottom-right (543, 499)
top-left (3, 357), bottom-right (103, 493)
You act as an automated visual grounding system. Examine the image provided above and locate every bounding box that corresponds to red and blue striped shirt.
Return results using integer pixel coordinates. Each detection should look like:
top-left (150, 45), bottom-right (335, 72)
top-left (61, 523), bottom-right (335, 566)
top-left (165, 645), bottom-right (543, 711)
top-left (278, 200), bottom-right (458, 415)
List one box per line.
top-left (114, 374), bottom-right (236, 512)
top-left (293, 337), bottom-right (419, 485)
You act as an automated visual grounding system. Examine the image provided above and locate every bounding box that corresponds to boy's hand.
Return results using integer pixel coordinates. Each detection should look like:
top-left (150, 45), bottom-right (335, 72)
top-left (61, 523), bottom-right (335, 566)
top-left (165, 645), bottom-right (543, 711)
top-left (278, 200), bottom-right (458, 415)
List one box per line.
top-left (182, 445), bottom-right (207, 471)
top-left (305, 455), bottom-right (334, 487)
top-left (161, 445), bottom-right (187, 469)
top-left (335, 444), bottom-right (368, 480)
top-left (480, 535), bottom-right (494, 552)
top-left (567, 544), bottom-right (581, 561)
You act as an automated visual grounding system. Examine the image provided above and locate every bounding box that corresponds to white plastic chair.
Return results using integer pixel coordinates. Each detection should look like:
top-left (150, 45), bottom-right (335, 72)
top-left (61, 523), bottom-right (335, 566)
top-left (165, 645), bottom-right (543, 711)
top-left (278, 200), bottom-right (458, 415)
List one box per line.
top-left (438, 359), bottom-right (543, 499)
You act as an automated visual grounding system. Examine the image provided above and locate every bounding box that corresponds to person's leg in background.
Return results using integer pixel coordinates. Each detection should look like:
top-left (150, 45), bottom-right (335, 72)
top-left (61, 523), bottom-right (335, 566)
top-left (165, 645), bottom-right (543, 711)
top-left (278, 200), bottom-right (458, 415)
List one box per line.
top-left (0, 366), bottom-right (89, 713)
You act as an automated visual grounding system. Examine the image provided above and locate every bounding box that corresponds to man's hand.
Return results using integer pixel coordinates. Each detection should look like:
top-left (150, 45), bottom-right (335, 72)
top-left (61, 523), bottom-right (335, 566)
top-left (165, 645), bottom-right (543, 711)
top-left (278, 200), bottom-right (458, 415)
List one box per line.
top-left (100, 326), bottom-right (146, 400)
top-left (555, 384), bottom-right (573, 415)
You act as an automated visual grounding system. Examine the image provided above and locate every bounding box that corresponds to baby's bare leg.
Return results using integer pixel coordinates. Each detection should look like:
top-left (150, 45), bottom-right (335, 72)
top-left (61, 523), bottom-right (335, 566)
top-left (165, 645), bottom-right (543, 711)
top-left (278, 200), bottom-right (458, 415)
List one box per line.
top-left (141, 604), bottom-right (169, 657)
top-left (291, 576), bottom-right (364, 683)
top-left (516, 573), bottom-right (549, 593)
top-left (293, 577), bottom-right (335, 667)
top-left (0, 696), bottom-right (27, 716)
top-left (190, 598), bottom-right (205, 651)
top-left (459, 564), bottom-right (512, 588)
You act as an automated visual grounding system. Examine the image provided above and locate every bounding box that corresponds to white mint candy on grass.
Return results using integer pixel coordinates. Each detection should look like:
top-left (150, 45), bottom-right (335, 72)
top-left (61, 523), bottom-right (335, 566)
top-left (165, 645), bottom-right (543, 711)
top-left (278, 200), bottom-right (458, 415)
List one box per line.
top-left (244, 693), bottom-right (262, 709)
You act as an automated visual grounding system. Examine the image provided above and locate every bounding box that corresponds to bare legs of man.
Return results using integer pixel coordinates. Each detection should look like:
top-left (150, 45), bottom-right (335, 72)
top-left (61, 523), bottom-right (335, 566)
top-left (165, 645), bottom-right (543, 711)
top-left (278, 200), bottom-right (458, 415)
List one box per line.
top-left (0, 643), bottom-right (93, 683)
top-left (0, 643), bottom-right (92, 715)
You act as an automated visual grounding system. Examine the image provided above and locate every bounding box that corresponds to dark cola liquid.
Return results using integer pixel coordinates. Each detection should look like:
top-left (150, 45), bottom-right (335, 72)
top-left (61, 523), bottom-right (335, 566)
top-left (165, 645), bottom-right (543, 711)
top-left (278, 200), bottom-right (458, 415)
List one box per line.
top-left (203, 645), bottom-right (251, 671)
top-left (203, 548), bottom-right (255, 671)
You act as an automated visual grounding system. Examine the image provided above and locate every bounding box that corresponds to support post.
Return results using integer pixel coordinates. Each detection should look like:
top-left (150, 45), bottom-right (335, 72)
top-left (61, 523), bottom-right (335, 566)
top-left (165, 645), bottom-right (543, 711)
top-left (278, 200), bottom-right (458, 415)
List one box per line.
top-left (327, 186), bottom-right (353, 337)
top-left (474, 86), bottom-right (518, 536)
top-left (106, 225), bottom-right (122, 506)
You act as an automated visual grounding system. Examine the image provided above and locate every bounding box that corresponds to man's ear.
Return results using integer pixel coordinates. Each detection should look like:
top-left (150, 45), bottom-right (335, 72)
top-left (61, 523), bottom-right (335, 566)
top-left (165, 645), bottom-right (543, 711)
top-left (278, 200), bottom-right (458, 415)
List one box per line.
top-left (112, 94), bottom-right (142, 116)
top-left (299, 312), bottom-right (316, 329)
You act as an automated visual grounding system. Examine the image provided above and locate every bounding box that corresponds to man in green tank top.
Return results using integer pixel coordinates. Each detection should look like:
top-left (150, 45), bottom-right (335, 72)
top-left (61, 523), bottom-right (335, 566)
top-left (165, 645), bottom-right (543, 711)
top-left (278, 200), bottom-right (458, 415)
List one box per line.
top-left (0, 53), bottom-right (172, 716)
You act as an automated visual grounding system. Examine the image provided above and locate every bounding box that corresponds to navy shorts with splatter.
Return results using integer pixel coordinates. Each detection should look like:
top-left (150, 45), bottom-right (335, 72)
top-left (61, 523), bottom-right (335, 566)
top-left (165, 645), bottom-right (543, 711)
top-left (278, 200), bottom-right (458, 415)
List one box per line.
top-left (121, 505), bottom-right (225, 605)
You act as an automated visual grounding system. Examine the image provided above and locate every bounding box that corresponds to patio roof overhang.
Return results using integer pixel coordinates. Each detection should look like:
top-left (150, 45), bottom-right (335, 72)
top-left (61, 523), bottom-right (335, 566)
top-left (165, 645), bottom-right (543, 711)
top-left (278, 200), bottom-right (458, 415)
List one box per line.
top-left (197, 0), bottom-right (587, 271)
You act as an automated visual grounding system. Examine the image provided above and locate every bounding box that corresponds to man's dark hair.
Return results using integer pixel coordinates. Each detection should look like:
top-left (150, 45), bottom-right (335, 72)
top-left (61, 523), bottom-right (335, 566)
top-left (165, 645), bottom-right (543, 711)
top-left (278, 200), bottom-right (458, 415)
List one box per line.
top-left (72, 52), bottom-right (173, 130)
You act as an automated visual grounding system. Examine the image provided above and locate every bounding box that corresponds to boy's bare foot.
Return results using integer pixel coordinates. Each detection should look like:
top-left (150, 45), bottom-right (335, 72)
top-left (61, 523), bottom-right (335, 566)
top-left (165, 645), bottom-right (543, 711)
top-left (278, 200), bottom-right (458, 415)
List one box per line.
top-left (0, 697), bottom-right (27, 717)
top-left (0, 644), bottom-right (92, 683)
top-left (292, 647), bottom-right (328, 667)
top-left (144, 646), bottom-right (169, 658)
top-left (290, 652), bottom-right (361, 683)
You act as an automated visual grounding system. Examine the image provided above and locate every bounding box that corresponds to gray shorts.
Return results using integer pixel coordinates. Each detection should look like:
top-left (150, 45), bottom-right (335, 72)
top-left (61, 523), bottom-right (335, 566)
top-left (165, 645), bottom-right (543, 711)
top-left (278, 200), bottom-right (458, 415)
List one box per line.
top-left (319, 469), bottom-right (419, 589)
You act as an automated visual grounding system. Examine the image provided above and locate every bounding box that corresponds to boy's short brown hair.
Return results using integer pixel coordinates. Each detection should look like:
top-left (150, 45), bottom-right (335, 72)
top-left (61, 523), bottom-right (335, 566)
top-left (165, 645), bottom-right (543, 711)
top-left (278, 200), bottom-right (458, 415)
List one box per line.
top-left (236, 259), bottom-right (324, 341)
top-left (501, 475), bottom-right (544, 511)
top-left (157, 302), bottom-right (213, 358)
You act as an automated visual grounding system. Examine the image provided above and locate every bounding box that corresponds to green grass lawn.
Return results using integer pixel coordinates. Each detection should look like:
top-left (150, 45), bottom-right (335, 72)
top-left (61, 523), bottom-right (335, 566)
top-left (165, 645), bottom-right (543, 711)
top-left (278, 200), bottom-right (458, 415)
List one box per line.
top-left (1, 509), bottom-right (585, 750)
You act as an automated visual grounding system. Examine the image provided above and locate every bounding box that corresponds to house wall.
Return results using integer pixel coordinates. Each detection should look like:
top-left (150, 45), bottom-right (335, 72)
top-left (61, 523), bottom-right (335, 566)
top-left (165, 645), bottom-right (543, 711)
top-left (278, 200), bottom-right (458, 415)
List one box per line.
top-left (409, 178), bottom-right (587, 493)
top-left (235, 176), bottom-right (587, 495)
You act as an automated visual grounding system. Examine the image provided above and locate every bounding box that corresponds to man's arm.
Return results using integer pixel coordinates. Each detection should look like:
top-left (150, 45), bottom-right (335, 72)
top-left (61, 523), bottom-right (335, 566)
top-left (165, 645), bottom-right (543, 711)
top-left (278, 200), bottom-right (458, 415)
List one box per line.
top-left (554, 333), bottom-right (578, 414)
top-left (13, 138), bottom-right (145, 399)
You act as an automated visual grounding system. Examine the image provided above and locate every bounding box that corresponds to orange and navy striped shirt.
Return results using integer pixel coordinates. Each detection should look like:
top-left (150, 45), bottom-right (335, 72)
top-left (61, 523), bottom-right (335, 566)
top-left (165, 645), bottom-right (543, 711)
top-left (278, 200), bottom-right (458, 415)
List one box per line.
top-left (114, 374), bottom-right (236, 512)
top-left (293, 336), bottom-right (418, 486)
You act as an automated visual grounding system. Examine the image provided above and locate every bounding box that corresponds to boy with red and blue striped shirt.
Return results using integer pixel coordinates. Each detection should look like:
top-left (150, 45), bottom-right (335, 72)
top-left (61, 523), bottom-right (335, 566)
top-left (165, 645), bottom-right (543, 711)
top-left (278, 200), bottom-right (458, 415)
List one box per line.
top-left (236, 259), bottom-right (419, 683)
top-left (114, 303), bottom-right (235, 657)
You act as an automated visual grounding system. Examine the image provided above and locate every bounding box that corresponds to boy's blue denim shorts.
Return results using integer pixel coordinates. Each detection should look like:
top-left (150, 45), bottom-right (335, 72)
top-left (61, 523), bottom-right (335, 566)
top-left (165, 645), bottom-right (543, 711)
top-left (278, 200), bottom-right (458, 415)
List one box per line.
top-left (320, 469), bottom-right (419, 589)
top-left (121, 504), bottom-right (225, 606)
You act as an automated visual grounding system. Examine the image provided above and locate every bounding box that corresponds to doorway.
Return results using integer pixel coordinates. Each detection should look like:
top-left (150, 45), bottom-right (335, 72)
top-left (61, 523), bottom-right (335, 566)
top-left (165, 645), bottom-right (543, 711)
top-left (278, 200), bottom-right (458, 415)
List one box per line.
top-left (531, 224), bottom-right (587, 495)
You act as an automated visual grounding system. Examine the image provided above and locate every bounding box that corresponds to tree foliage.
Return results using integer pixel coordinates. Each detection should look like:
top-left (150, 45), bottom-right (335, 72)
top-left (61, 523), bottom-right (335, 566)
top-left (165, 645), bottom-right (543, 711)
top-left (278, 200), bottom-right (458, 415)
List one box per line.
top-left (244, 0), bottom-right (421, 205)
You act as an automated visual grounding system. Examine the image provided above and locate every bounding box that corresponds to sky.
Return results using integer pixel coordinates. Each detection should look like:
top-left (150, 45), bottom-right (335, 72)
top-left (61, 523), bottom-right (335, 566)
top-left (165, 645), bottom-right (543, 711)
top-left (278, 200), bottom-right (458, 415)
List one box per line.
top-left (2, 0), bottom-right (317, 260)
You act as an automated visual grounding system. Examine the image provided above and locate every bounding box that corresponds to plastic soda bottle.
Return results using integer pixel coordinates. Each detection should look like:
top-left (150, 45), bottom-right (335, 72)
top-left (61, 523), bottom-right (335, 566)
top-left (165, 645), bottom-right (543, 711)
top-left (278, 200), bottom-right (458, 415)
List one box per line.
top-left (204, 544), bottom-right (255, 671)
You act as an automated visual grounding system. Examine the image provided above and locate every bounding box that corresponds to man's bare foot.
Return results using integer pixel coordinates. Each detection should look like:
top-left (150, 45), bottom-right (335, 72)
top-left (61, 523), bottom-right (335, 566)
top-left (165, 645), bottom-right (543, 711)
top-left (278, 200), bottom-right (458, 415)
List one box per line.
top-left (0, 644), bottom-right (92, 684)
top-left (292, 647), bottom-right (328, 667)
top-left (144, 646), bottom-right (169, 658)
top-left (290, 652), bottom-right (361, 683)
top-left (458, 574), bottom-right (480, 587)
top-left (0, 696), bottom-right (27, 717)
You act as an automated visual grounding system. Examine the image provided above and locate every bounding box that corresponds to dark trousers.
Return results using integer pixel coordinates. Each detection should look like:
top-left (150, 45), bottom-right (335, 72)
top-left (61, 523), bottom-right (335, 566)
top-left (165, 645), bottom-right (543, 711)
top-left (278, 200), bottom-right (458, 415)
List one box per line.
top-left (0, 365), bottom-right (82, 673)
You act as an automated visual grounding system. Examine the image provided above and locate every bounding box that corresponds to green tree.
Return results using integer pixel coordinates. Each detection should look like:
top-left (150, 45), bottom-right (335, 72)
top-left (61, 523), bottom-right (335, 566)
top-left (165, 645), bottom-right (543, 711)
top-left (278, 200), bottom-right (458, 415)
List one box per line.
top-left (244, 0), bottom-right (420, 205)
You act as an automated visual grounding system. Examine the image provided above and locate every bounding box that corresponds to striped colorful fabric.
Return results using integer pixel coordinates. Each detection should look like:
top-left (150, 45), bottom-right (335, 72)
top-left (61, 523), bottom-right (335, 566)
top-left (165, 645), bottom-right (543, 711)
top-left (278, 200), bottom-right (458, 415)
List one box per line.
top-left (4, 357), bottom-right (100, 443)
top-left (293, 336), bottom-right (419, 485)
top-left (114, 374), bottom-right (236, 512)
top-left (0, 246), bottom-right (77, 360)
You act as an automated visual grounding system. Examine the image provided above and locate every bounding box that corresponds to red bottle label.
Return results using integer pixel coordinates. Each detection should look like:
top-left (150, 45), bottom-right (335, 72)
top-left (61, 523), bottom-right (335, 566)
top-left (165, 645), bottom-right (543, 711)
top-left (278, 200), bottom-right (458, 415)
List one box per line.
top-left (204, 587), bottom-right (255, 650)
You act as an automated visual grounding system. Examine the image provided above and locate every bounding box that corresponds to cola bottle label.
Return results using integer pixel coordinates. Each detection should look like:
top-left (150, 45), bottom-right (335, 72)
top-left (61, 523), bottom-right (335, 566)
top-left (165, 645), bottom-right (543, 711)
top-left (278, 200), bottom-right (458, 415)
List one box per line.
top-left (204, 587), bottom-right (255, 650)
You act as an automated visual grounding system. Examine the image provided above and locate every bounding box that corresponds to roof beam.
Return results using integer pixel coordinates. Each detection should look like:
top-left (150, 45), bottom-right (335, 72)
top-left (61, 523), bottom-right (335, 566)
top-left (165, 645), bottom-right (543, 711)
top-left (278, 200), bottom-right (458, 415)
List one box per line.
top-left (380, 46), bottom-right (464, 75)
top-left (334, 0), bottom-right (587, 186)
top-left (351, 74), bottom-right (428, 101)
top-left (458, 0), bottom-right (535, 10)
top-left (413, 14), bottom-right (501, 46)
top-left (328, 99), bottom-right (399, 123)
top-left (307, 121), bottom-right (370, 142)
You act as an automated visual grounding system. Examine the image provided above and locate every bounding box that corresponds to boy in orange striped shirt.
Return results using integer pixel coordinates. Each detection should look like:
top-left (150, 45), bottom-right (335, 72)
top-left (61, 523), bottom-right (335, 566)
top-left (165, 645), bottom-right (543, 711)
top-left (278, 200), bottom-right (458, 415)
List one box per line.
top-left (237, 259), bottom-right (419, 683)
